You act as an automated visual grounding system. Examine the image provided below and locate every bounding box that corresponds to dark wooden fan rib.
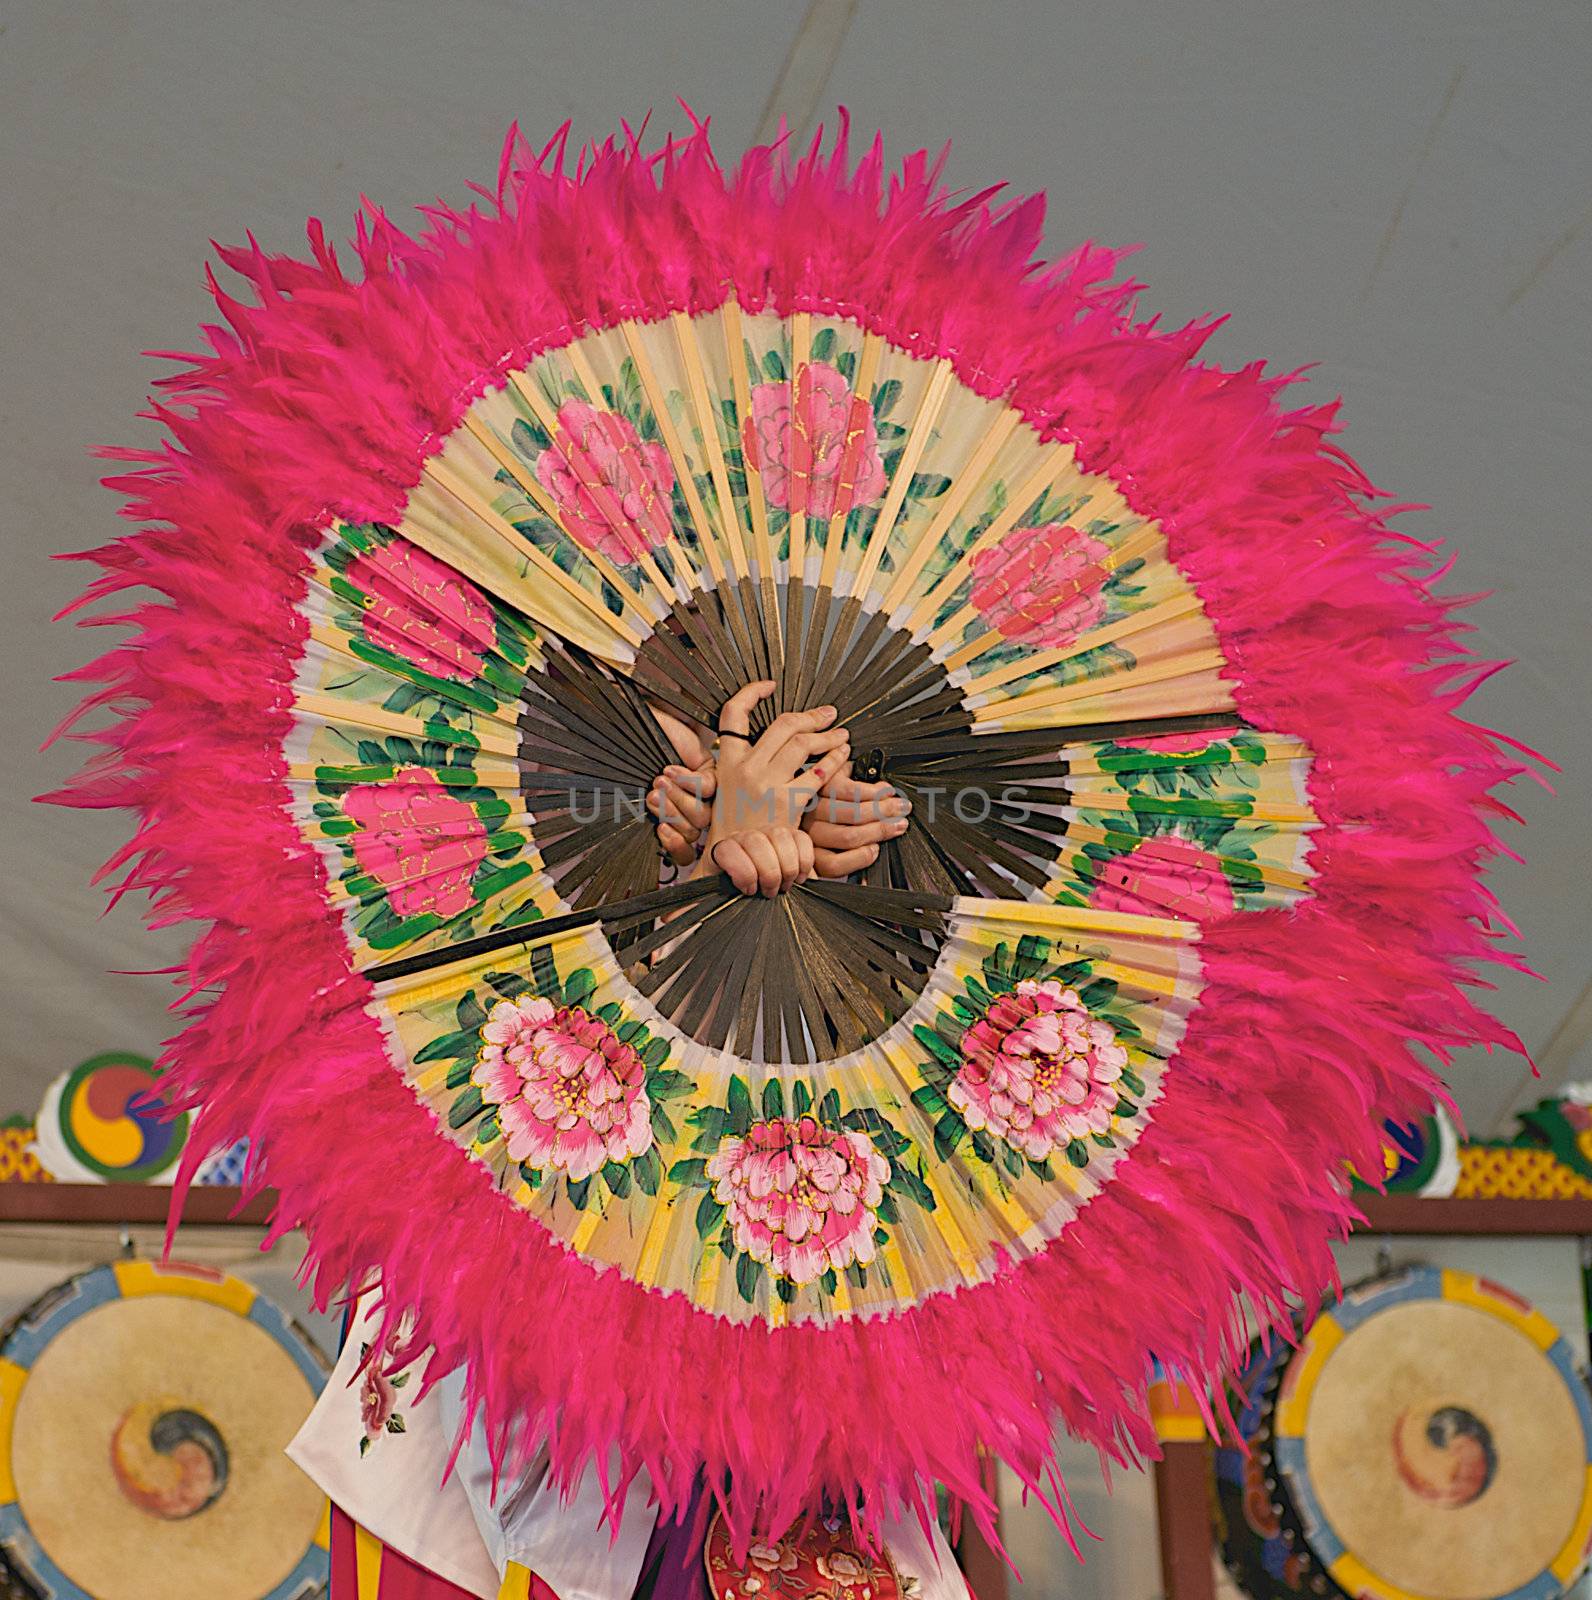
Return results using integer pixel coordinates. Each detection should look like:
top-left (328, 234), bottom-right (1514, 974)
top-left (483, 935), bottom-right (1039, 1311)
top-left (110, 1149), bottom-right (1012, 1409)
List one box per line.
top-left (809, 598), bottom-right (921, 716)
top-left (732, 897), bottom-right (777, 1053)
top-left (362, 875), bottom-right (729, 983)
top-left (521, 690), bottom-right (655, 784)
top-left (732, 575), bottom-right (777, 690)
top-left (668, 590), bottom-right (749, 711)
top-left (547, 644), bottom-right (677, 767)
top-left (779, 575), bottom-right (810, 720)
top-left (363, 877), bottom-right (955, 1061)
top-left (871, 815), bottom-right (968, 897)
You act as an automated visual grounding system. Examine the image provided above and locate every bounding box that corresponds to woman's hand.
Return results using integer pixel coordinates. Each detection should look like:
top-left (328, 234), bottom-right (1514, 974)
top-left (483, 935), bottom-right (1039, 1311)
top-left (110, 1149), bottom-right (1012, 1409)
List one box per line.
top-left (696, 682), bottom-right (850, 868)
top-left (803, 767), bottom-right (913, 877)
top-left (647, 706), bottom-right (717, 870)
top-left (709, 825), bottom-right (817, 897)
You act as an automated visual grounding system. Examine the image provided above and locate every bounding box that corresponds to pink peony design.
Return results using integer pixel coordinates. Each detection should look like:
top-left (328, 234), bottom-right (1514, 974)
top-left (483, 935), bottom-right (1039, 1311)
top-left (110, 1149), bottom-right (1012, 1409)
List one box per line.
top-left (1115, 728), bottom-right (1235, 755)
top-left (471, 996), bottom-right (653, 1181)
top-left (950, 980), bottom-right (1130, 1160)
top-left (344, 770), bottom-right (487, 922)
top-left (359, 1362), bottom-right (398, 1440)
top-left (968, 523), bottom-right (1112, 650)
top-left (347, 538), bottom-right (493, 683)
top-left (741, 362), bottom-right (888, 520)
top-left (1090, 834), bottom-right (1236, 920)
top-left (707, 1115), bottom-right (891, 1285)
top-left (535, 399), bottom-right (675, 565)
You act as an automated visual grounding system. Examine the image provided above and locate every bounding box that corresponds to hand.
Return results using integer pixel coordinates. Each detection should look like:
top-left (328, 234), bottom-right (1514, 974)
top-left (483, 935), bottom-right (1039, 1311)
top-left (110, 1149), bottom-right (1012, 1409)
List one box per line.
top-left (647, 706), bottom-right (717, 869)
top-left (804, 768), bottom-right (913, 878)
top-left (709, 825), bottom-right (816, 897)
top-left (698, 682), bottom-right (850, 863)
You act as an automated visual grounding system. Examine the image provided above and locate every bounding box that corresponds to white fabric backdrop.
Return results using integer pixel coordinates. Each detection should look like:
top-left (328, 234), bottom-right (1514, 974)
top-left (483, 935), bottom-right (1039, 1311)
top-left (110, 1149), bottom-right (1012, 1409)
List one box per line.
top-left (6, 0), bottom-right (1587, 1135)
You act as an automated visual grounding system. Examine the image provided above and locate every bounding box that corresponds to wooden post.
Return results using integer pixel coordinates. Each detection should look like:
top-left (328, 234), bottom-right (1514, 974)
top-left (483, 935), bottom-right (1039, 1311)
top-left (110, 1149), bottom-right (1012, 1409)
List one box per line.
top-left (956, 1452), bottom-right (1009, 1600)
top-left (1153, 1442), bottom-right (1216, 1600)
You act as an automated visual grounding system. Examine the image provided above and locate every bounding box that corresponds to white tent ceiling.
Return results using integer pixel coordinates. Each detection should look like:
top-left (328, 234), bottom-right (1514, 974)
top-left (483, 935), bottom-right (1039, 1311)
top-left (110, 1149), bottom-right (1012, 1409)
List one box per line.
top-left (4, 0), bottom-right (1588, 1134)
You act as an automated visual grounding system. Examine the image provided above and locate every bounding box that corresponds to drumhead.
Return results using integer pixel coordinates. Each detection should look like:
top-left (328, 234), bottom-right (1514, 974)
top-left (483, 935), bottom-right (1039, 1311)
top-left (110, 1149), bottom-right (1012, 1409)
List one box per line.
top-left (0, 1261), bottom-right (329, 1600)
top-left (1273, 1266), bottom-right (1592, 1600)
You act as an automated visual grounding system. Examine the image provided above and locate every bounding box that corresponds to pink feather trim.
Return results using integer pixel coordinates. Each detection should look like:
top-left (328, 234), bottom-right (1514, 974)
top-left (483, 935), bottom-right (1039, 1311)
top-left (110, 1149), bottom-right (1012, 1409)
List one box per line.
top-left (44, 113), bottom-right (1532, 1556)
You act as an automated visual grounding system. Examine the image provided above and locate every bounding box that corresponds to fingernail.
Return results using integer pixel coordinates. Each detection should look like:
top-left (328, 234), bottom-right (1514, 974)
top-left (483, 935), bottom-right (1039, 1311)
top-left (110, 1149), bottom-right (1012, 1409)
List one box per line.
top-left (866, 845), bottom-right (880, 860)
top-left (887, 799), bottom-right (911, 817)
top-left (889, 818), bottom-right (909, 835)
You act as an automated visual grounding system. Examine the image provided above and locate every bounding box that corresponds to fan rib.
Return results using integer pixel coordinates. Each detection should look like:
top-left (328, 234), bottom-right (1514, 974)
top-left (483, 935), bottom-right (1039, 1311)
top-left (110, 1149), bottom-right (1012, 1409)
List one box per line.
top-left (415, 458), bottom-right (644, 657)
top-left (973, 648), bottom-right (1232, 725)
top-left (619, 323), bottom-right (730, 591)
top-left (875, 408), bottom-right (1021, 618)
top-left (847, 359), bottom-right (956, 604)
top-left (897, 448), bottom-right (1074, 636)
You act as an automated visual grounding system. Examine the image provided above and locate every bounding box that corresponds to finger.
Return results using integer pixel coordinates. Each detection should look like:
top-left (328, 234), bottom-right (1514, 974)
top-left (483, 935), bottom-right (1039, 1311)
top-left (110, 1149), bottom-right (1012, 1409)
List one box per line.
top-left (788, 746), bottom-right (851, 808)
top-left (711, 838), bottom-right (759, 896)
top-left (763, 726), bottom-right (851, 785)
top-left (646, 785), bottom-right (699, 838)
top-left (805, 815), bottom-right (911, 851)
top-left (657, 775), bottom-right (713, 833)
top-left (738, 832), bottom-right (784, 897)
top-left (794, 827), bottom-right (816, 883)
top-left (754, 705), bottom-right (839, 764)
top-left (718, 681), bottom-right (776, 738)
top-left (806, 787), bottom-right (908, 826)
top-left (814, 843), bottom-right (881, 880)
top-left (663, 764), bottom-right (718, 802)
top-left (657, 824), bottom-right (697, 869)
top-left (769, 827), bottom-right (803, 893)
top-left (650, 706), bottom-right (709, 770)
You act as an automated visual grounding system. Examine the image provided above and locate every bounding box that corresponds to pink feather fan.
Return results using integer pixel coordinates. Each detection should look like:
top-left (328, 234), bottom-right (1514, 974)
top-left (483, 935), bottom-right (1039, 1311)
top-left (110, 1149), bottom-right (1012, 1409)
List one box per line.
top-left (46, 111), bottom-right (1535, 1559)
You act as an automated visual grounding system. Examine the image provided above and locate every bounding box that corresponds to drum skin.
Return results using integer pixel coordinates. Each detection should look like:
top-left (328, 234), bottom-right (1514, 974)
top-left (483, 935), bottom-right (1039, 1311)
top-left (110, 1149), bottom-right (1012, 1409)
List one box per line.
top-left (1272, 1266), bottom-right (1592, 1600)
top-left (0, 1261), bottom-right (329, 1600)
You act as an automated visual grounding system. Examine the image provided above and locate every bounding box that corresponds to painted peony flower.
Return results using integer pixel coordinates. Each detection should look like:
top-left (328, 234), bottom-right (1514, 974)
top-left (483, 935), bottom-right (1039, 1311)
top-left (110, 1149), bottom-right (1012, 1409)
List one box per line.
top-left (535, 399), bottom-right (675, 565)
top-left (471, 996), bottom-right (653, 1181)
top-left (359, 1361), bottom-right (398, 1441)
top-left (968, 523), bottom-right (1112, 650)
top-left (950, 979), bottom-right (1129, 1160)
top-left (344, 770), bottom-right (487, 922)
top-left (742, 362), bottom-right (888, 521)
top-left (347, 537), bottom-right (493, 683)
top-left (1090, 834), bottom-right (1235, 919)
top-left (707, 1115), bottom-right (891, 1285)
top-left (1115, 727), bottom-right (1236, 755)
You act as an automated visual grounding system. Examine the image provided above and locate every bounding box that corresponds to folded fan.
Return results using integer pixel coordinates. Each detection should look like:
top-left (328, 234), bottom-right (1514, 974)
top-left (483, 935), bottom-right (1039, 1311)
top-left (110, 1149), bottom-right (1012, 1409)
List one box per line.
top-left (48, 116), bottom-right (1531, 1554)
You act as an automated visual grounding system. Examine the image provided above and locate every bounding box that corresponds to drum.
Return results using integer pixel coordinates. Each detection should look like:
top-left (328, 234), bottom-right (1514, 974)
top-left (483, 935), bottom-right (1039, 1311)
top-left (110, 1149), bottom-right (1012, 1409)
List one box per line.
top-left (0, 1261), bottom-right (330, 1600)
top-left (1273, 1265), bottom-right (1592, 1600)
top-left (1378, 1111), bottom-right (1459, 1197)
top-left (1213, 1336), bottom-right (1337, 1598)
top-left (31, 1054), bottom-right (189, 1184)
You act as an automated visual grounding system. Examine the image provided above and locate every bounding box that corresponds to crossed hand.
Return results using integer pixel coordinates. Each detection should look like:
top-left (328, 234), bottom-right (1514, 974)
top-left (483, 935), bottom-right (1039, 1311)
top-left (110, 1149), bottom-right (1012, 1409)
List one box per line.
top-left (645, 681), bottom-right (912, 896)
